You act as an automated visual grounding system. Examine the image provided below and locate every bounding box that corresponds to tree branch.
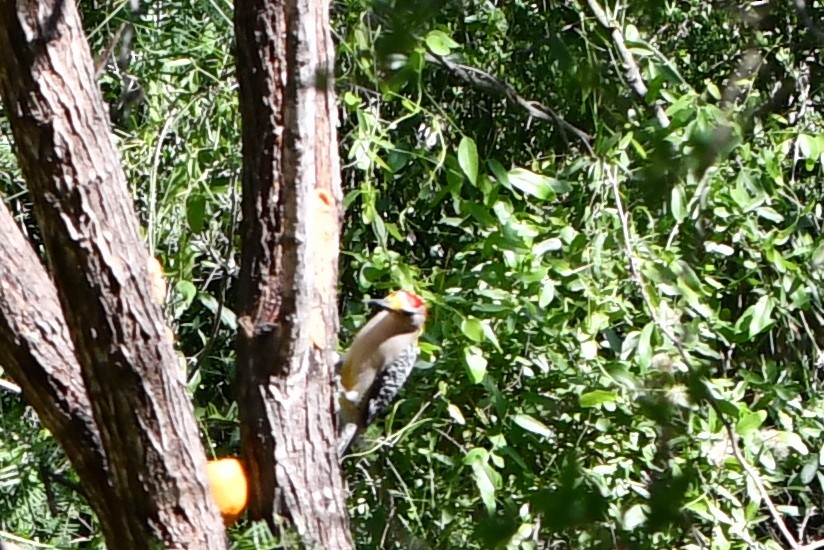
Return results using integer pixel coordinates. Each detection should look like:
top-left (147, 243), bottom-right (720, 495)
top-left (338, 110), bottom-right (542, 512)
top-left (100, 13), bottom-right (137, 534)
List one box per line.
top-left (427, 52), bottom-right (594, 155)
top-left (585, 0), bottom-right (670, 127)
top-left (0, 0), bottom-right (224, 545)
top-left (234, 0), bottom-right (351, 545)
top-left (0, 205), bottom-right (121, 539)
top-left (0, 378), bottom-right (20, 394)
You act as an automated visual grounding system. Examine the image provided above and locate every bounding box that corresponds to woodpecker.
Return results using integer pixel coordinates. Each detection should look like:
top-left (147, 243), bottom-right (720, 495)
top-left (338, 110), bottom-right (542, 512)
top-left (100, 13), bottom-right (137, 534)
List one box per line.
top-left (337, 290), bottom-right (428, 456)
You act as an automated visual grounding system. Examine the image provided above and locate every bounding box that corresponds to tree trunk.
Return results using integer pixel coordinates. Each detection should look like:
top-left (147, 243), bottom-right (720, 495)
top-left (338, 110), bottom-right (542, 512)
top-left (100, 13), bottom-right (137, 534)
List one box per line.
top-left (234, 0), bottom-right (352, 546)
top-left (0, 0), bottom-right (226, 547)
top-left (0, 206), bottom-right (120, 542)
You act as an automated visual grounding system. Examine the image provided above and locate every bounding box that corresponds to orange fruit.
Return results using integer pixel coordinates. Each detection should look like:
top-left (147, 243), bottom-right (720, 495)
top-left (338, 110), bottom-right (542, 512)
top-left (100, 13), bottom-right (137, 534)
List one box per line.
top-left (206, 457), bottom-right (249, 526)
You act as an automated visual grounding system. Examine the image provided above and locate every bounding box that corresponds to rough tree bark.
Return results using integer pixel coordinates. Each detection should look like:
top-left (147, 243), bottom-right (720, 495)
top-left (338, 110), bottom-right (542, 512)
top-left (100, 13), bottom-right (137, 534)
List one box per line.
top-left (0, 207), bottom-right (121, 541)
top-left (0, 0), bottom-right (226, 547)
top-left (234, 0), bottom-right (352, 546)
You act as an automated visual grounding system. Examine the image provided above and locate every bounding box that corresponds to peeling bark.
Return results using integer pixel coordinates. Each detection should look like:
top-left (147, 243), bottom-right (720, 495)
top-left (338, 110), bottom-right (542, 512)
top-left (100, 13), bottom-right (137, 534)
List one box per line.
top-left (234, 0), bottom-right (351, 546)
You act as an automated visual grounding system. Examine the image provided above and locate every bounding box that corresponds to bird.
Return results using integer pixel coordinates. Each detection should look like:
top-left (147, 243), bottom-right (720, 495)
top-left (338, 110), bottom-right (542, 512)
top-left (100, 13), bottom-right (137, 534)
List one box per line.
top-left (336, 290), bottom-right (428, 456)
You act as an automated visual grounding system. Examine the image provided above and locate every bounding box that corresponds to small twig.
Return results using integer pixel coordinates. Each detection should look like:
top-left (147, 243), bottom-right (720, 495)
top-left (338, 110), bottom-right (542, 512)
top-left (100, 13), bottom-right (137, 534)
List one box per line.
top-left (606, 163), bottom-right (803, 550)
top-left (434, 428), bottom-right (466, 453)
top-left (379, 498), bottom-right (396, 549)
top-left (0, 378), bottom-right (21, 394)
top-left (93, 23), bottom-right (126, 78)
top-left (799, 506), bottom-right (815, 544)
top-left (354, 461), bottom-right (379, 501)
top-left (802, 538), bottom-right (824, 550)
top-left (347, 400), bottom-right (433, 459)
top-left (691, 525), bottom-right (710, 549)
top-left (385, 458), bottom-right (425, 534)
top-left (193, 173), bottom-right (239, 368)
top-left (585, 0), bottom-right (669, 127)
top-left (1, 531), bottom-right (50, 549)
top-left (148, 107), bottom-right (180, 252)
top-left (426, 52), bottom-right (594, 155)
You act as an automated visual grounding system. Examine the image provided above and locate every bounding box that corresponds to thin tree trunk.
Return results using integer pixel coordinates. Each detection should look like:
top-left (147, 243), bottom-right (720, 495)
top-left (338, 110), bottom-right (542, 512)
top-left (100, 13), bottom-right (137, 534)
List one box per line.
top-left (234, 0), bottom-right (352, 546)
top-left (0, 0), bottom-right (226, 547)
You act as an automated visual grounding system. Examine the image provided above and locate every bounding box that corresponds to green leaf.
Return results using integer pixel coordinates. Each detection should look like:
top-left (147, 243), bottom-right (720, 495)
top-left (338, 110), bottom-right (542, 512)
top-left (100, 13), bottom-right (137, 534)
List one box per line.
top-left (462, 447), bottom-right (500, 513)
top-left (539, 282), bottom-right (555, 307)
top-left (198, 293), bottom-right (237, 330)
top-left (757, 206), bottom-right (784, 223)
top-left (487, 159), bottom-right (510, 188)
top-left (618, 131), bottom-right (634, 151)
top-left (636, 322), bottom-right (654, 369)
top-left (801, 458), bottom-right (818, 484)
top-left (797, 134), bottom-right (816, 159)
top-left (534, 238), bottom-right (562, 255)
top-left (372, 214), bottom-right (387, 243)
top-left (424, 30), bottom-right (459, 55)
top-left (775, 431), bottom-right (808, 455)
top-left (812, 241), bottom-right (824, 268)
top-left (673, 260), bottom-right (702, 292)
top-left (463, 346), bottom-right (488, 383)
top-left (671, 185), bottom-right (686, 222)
top-left (341, 91), bottom-right (361, 107)
top-left (624, 24), bottom-right (640, 42)
top-left (580, 340), bottom-right (598, 360)
top-left (480, 321), bottom-right (502, 351)
top-left (512, 414), bottom-right (553, 439)
top-left (548, 178), bottom-right (572, 194)
top-left (186, 194), bottom-right (206, 233)
top-left (747, 295), bottom-right (775, 338)
top-left (458, 136), bottom-right (478, 185)
top-left (174, 280), bottom-right (197, 308)
top-left (705, 242), bottom-right (735, 256)
top-left (472, 461), bottom-right (499, 514)
top-left (463, 447), bottom-right (488, 466)
top-left (579, 390), bottom-right (618, 408)
top-left (507, 168), bottom-right (554, 200)
top-left (447, 404), bottom-right (466, 425)
top-left (736, 410), bottom-right (766, 436)
top-left (461, 317), bottom-right (484, 342)
top-left (622, 503), bottom-right (646, 531)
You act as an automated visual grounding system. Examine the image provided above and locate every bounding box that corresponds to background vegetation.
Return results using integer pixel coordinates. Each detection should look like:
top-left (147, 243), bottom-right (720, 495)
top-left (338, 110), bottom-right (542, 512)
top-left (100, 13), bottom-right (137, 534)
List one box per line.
top-left (2, 0), bottom-right (824, 548)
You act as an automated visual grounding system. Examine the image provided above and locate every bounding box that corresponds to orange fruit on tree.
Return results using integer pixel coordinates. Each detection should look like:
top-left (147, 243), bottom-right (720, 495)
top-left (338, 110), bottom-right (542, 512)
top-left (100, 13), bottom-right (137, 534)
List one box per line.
top-left (206, 457), bottom-right (249, 526)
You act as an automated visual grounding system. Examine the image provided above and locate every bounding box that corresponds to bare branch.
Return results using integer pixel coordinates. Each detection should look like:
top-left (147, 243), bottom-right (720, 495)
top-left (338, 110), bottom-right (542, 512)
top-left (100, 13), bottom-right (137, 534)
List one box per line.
top-left (585, 0), bottom-right (670, 127)
top-left (0, 378), bottom-right (20, 394)
top-left (801, 538), bottom-right (824, 550)
top-left (426, 53), bottom-right (594, 155)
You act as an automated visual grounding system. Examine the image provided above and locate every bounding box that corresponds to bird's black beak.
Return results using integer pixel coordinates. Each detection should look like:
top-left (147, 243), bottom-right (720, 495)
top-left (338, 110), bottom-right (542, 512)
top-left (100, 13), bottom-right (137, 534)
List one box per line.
top-left (366, 298), bottom-right (392, 311)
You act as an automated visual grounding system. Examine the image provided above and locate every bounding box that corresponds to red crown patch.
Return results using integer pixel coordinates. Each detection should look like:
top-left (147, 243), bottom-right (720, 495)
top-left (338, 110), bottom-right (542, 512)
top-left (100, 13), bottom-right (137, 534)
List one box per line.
top-left (398, 290), bottom-right (425, 309)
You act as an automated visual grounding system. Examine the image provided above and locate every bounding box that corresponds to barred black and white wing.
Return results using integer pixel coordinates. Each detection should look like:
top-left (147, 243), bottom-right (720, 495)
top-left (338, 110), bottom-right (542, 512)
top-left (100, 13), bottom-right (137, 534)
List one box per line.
top-left (365, 344), bottom-right (419, 424)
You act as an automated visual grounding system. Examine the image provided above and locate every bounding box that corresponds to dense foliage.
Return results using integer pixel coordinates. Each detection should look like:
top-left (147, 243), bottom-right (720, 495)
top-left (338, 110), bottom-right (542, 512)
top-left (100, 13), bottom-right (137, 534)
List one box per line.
top-left (3, 0), bottom-right (824, 548)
